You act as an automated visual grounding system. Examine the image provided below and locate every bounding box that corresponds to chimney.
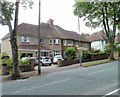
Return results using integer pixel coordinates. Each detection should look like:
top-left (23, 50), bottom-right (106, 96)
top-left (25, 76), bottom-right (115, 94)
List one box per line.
top-left (47, 19), bottom-right (54, 26)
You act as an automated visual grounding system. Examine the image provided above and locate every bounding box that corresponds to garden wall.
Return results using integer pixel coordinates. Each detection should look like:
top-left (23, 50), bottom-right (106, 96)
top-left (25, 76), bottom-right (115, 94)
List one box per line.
top-left (2, 59), bottom-right (35, 75)
top-left (57, 59), bottom-right (79, 67)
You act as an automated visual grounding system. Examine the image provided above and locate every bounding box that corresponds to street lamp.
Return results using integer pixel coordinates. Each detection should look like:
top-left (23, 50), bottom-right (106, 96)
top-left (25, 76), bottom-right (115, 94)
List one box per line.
top-left (38, 0), bottom-right (41, 75)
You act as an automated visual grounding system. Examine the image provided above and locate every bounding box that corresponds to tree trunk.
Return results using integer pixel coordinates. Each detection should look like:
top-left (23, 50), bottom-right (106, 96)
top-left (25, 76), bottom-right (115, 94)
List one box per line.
top-left (10, 1), bottom-right (20, 79)
top-left (109, 38), bottom-right (115, 60)
top-left (109, 2), bottom-right (117, 60)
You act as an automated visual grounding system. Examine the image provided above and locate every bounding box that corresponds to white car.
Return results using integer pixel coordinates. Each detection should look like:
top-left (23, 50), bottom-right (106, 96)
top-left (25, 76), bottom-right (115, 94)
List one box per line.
top-left (53, 55), bottom-right (63, 64)
top-left (35, 57), bottom-right (52, 66)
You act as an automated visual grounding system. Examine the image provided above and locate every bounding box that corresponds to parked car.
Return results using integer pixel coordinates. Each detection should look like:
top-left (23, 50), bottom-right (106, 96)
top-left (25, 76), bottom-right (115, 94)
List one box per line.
top-left (53, 55), bottom-right (63, 64)
top-left (35, 57), bottom-right (52, 66)
top-left (21, 57), bottom-right (34, 61)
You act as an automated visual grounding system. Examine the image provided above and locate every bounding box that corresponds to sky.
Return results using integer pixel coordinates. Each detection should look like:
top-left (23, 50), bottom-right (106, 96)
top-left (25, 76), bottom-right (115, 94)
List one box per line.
top-left (0, 0), bottom-right (102, 41)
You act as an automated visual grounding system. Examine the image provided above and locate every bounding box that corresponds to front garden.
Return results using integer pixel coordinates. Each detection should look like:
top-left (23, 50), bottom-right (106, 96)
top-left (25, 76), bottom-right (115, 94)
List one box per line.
top-left (58, 43), bottom-right (120, 67)
top-left (0, 53), bottom-right (35, 75)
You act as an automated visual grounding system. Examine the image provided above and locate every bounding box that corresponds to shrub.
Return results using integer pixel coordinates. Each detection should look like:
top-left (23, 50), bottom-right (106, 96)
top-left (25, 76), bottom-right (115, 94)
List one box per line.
top-left (91, 49), bottom-right (101, 54)
top-left (82, 49), bottom-right (91, 60)
top-left (65, 47), bottom-right (77, 60)
top-left (19, 58), bottom-right (30, 66)
top-left (114, 43), bottom-right (120, 53)
top-left (1, 52), bottom-right (12, 66)
top-left (104, 44), bottom-right (111, 54)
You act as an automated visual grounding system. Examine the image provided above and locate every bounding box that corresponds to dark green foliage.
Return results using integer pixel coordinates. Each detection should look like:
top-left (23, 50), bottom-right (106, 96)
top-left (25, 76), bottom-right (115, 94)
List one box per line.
top-left (65, 47), bottom-right (77, 60)
top-left (82, 50), bottom-right (91, 60)
top-left (73, 1), bottom-right (120, 60)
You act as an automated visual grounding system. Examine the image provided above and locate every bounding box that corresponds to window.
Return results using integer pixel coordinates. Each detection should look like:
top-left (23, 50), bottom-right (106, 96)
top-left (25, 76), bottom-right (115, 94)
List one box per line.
top-left (49, 39), bottom-right (53, 44)
top-left (40, 38), bottom-right (44, 43)
top-left (63, 40), bottom-right (67, 46)
top-left (49, 38), bottom-right (60, 44)
top-left (54, 39), bottom-right (60, 44)
top-left (21, 36), bottom-right (30, 42)
top-left (54, 50), bottom-right (61, 56)
top-left (67, 40), bottom-right (73, 46)
top-left (76, 42), bottom-right (79, 47)
top-left (41, 51), bottom-right (49, 57)
top-left (83, 43), bottom-right (88, 48)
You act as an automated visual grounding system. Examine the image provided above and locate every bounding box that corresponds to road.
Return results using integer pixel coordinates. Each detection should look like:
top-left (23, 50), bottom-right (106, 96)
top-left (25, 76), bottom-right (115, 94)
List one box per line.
top-left (2, 61), bottom-right (119, 96)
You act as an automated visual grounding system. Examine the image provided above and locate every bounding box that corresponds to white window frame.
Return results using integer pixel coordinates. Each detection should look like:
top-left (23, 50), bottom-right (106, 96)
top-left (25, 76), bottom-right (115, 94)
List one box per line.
top-left (21, 36), bottom-right (30, 43)
top-left (76, 41), bottom-right (79, 47)
top-left (49, 39), bottom-right (53, 44)
top-left (54, 39), bottom-right (60, 44)
top-left (54, 50), bottom-right (61, 56)
top-left (63, 40), bottom-right (67, 46)
top-left (67, 40), bottom-right (73, 46)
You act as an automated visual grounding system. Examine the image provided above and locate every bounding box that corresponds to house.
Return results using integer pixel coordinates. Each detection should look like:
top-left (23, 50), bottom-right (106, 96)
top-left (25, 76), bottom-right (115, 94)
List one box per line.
top-left (86, 30), bottom-right (107, 51)
top-left (1, 19), bottom-right (91, 58)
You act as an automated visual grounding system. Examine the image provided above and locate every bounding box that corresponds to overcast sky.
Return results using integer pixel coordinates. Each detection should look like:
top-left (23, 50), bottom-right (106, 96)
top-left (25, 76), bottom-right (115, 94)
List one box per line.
top-left (0, 0), bottom-right (102, 41)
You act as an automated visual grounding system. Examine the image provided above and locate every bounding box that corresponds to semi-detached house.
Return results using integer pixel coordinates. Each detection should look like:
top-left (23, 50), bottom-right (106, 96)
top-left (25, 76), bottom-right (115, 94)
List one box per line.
top-left (1, 19), bottom-right (91, 58)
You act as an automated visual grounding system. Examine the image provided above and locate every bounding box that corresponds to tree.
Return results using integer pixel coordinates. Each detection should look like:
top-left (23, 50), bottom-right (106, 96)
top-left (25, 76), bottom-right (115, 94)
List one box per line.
top-left (74, 1), bottom-right (120, 60)
top-left (0, 0), bottom-right (33, 79)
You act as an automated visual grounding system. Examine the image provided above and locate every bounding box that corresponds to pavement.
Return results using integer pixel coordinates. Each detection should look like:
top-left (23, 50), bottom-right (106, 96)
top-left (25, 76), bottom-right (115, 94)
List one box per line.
top-left (1, 63), bottom-right (82, 82)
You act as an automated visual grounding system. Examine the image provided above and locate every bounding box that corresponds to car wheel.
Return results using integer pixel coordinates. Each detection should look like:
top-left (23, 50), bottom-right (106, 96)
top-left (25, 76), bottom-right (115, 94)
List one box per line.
top-left (49, 64), bottom-right (51, 66)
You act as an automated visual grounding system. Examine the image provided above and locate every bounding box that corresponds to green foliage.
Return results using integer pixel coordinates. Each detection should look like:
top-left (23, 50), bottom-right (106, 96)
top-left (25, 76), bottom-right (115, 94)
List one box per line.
top-left (19, 59), bottom-right (30, 66)
top-left (74, 2), bottom-right (120, 29)
top-left (0, 52), bottom-right (12, 66)
top-left (1, 0), bottom-right (33, 24)
top-left (91, 49), bottom-right (101, 54)
top-left (74, 1), bottom-right (120, 60)
top-left (82, 49), bottom-right (91, 60)
top-left (65, 47), bottom-right (77, 60)
top-left (114, 43), bottom-right (120, 53)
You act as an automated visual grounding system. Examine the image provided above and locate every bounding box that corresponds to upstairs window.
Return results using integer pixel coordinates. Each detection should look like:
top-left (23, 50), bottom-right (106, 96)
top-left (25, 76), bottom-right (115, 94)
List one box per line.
top-left (49, 39), bottom-right (53, 44)
top-left (63, 40), bottom-right (67, 46)
top-left (21, 36), bottom-right (30, 42)
top-left (76, 41), bottom-right (79, 47)
top-left (49, 38), bottom-right (60, 44)
top-left (54, 39), bottom-right (60, 44)
top-left (40, 38), bottom-right (44, 43)
top-left (67, 40), bottom-right (73, 46)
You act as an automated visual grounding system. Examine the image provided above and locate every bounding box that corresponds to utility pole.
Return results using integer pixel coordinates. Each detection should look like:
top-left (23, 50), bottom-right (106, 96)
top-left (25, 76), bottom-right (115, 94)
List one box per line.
top-left (38, 0), bottom-right (41, 75)
top-left (75, 0), bottom-right (82, 66)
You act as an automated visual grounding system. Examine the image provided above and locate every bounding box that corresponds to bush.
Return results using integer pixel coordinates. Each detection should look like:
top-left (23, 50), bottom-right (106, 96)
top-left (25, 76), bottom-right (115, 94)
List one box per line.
top-left (0, 52), bottom-right (12, 66)
top-left (91, 49), bottom-right (101, 54)
top-left (19, 59), bottom-right (30, 66)
top-left (82, 49), bottom-right (91, 60)
top-left (64, 47), bottom-right (77, 60)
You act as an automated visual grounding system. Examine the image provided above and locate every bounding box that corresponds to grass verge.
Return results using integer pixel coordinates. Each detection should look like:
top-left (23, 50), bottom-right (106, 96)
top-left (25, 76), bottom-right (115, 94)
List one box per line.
top-left (81, 59), bottom-right (118, 67)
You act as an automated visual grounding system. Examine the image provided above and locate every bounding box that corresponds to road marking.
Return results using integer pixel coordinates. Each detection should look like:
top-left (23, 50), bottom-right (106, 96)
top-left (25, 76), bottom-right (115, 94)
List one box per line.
top-left (103, 88), bottom-right (120, 97)
top-left (12, 79), bottom-right (69, 94)
top-left (88, 68), bottom-right (115, 75)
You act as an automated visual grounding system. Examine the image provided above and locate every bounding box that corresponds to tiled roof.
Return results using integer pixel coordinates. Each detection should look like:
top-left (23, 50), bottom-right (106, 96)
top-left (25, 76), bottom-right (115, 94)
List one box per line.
top-left (86, 30), bottom-right (106, 42)
top-left (2, 22), bottom-right (90, 42)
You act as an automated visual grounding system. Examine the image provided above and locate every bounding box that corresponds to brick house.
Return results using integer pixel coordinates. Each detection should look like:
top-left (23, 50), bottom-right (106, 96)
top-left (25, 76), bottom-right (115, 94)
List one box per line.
top-left (1, 19), bottom-right (91, 58)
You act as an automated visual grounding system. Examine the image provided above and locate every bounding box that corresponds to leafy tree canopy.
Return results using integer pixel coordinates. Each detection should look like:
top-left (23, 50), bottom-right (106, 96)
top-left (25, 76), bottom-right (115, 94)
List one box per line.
top-left (0, 0), bottom-right (33, 26)
top-left (74, 1), bottom-right (120, 29)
